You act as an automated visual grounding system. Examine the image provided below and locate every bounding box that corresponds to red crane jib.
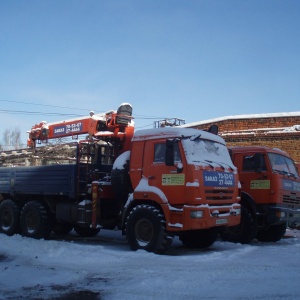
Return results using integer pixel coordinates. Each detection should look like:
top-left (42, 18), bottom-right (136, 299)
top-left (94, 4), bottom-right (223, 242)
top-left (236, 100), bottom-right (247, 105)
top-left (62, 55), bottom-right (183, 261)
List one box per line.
top-left (27, 103), bottom-right (133, 147)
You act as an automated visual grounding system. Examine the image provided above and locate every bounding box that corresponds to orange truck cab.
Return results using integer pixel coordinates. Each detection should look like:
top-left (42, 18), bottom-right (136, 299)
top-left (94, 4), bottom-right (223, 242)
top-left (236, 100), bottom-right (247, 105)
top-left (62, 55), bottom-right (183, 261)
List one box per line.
top-left (105, 127), bottom-right (241, 253)
top-left (221, 146), bottom-right (300, 244)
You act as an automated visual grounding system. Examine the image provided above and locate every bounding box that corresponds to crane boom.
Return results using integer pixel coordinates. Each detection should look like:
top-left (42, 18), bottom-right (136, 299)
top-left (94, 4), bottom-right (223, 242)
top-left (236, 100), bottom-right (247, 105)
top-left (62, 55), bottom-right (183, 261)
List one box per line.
top-left (27, 103), bottom-right (134, 151)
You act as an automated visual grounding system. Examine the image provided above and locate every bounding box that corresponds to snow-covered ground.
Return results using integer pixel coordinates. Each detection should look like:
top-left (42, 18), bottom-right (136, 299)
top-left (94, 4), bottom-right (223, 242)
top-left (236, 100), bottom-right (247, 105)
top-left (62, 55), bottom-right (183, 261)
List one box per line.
top-left (1, 229), bottom-right (300, 300)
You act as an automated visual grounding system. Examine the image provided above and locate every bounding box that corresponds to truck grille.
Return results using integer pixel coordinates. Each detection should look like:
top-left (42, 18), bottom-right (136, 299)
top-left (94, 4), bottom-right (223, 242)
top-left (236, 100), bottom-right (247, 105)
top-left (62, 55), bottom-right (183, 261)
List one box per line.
top-left (283, 194), bottom-right (300, 205)
top-left (205, 189), bottom-right (234, 201)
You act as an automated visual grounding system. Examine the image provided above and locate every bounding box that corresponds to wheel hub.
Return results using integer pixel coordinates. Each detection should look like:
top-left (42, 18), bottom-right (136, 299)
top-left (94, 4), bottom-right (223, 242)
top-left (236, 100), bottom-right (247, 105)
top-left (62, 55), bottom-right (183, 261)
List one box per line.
top-left (135, 218), bottom-right (154, 246)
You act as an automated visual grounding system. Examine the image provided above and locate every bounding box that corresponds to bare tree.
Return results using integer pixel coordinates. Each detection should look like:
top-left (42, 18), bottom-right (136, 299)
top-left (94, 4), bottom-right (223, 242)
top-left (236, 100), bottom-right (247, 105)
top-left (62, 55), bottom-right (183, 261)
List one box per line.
top-left (2, 128), bottom-right (22, 150)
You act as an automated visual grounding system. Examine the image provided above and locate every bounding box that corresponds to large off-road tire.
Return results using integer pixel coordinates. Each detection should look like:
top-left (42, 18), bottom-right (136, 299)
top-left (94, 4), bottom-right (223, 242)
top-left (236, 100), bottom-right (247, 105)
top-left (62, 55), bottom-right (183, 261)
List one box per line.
top-left (256, 222), bottom-right (287, 242)
top-left (125, 204), bottom-right (173, 254)
top-left (179, 228), bottom-right (219, 248)
top-left (74, 225), bottom-right (100, 237)
top-left (220, 206), bottom-right (258, 244)
top-left (20, 201), bottom-right (54, 239)
top-left (0, 199), bottom-right (21, 236)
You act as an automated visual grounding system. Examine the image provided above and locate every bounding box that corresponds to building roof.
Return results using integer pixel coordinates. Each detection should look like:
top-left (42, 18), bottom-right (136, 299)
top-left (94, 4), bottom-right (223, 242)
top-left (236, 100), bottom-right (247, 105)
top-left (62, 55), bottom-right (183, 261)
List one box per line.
top-left (183, 111), bottom-right (300, 128)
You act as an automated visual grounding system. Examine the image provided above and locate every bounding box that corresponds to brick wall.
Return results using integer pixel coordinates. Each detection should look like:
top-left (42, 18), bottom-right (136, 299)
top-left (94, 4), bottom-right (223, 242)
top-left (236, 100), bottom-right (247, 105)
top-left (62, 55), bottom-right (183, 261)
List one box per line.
top-left (185, 114), bottom-right (300, 163)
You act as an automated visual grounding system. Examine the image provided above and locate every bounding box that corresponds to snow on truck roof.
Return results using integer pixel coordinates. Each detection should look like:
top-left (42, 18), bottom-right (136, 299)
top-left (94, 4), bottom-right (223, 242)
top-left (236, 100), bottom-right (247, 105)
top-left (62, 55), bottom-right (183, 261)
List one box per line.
top-left (133, 127), bottom-right (225, 144)
top-left (230, 146), bottom-right (289, 156)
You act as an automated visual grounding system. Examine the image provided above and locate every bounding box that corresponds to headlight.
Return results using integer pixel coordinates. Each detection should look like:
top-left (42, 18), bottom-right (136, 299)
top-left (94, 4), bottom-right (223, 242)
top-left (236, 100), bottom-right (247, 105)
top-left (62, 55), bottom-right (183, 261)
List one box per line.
top-left (190, 211), bottom-right (203, 219)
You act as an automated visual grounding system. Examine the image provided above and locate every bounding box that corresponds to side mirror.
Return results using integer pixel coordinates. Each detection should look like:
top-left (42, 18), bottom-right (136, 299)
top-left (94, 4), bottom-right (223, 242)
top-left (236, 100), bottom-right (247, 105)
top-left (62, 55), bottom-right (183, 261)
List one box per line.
top-left (165, 139), bottom-right (175, 166)
top-left (176, 162), bottom-right (183, 173)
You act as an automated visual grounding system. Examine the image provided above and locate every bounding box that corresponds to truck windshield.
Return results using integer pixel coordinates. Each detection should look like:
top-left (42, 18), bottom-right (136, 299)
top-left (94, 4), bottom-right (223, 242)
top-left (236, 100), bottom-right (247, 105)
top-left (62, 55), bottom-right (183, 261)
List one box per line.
top-left (268, 153), bottom-right (299, 178)
top-left (182, 138), bottom-right (235, 171)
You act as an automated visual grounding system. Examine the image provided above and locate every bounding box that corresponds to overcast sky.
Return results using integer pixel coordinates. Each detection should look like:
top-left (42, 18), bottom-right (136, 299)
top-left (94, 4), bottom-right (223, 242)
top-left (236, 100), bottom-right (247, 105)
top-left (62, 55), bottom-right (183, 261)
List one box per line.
top-left (1, 0), bottom-right (299, 146)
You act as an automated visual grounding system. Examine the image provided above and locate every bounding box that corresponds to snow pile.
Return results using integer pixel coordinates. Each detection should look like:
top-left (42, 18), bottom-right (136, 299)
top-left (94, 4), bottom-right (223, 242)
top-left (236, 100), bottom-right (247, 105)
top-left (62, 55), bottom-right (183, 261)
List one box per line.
top-left (1, 230), bottom-right (300, 299)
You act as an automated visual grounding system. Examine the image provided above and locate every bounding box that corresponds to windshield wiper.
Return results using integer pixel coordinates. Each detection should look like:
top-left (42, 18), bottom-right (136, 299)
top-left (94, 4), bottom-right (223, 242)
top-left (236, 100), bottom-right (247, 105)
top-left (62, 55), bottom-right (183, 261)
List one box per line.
top-left (217, 161), bottom-right (235, 171)
top-left (192, 160), bottom-right (215, 169)
top-left (205, 160), bottom-right (225, 170)
top-left (206, 160), bottom-right (235, 171)
top-left (273, 169), bottom-right (296, 177)
top-left (272, 169), bottom-right (285, 175)
top-left (283, 171), bottom-right (296, 178)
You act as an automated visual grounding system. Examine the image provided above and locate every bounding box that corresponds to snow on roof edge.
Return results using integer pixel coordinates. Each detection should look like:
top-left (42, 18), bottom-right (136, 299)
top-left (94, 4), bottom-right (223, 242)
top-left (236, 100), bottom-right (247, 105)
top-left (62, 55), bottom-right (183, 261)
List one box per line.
top-left (182, 111), bottom-right (300, 128)
top-left (133, 127), bottom-right (225, 144)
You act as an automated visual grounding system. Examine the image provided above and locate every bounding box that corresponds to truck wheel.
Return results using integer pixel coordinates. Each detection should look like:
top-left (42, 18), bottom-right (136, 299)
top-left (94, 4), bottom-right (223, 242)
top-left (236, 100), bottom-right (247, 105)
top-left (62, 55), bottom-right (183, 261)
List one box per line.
top-left (20, 201), bottom-right (54, 239)
top-left (256, 222), bottom-right (287, 242)
top-left (74, 225), bottom-right (100, 237)
top-left (0, 199), bottom-right (21, 236)
top-left (125, 204), bottom-right (173, 254)
top-left (220, 206), bottom-right (258, 244)
top-left (179, 228), bottom-right (219, 248)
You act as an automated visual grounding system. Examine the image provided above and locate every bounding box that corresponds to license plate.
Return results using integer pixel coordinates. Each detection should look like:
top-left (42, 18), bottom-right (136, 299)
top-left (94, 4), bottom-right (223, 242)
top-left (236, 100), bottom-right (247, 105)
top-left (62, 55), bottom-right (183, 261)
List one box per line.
top-left (216, 218), bottom-right (228, 225)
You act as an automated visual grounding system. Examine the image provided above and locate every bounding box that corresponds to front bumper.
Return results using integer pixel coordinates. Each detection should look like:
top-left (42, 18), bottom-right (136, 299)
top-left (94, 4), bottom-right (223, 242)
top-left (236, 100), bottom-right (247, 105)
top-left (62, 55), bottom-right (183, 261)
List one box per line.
top-left (269, 205), bottom-right (300, 226)
top-left (166, 203), bottom-right (241, 231)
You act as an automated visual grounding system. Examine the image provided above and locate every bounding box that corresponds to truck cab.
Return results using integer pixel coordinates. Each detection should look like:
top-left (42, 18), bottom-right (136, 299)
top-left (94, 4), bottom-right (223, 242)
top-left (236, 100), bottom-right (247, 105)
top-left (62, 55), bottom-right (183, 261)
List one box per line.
top-left (117, 128), bottom-right (241, 252)
top-left (222, 146), bottom-right (300, 244)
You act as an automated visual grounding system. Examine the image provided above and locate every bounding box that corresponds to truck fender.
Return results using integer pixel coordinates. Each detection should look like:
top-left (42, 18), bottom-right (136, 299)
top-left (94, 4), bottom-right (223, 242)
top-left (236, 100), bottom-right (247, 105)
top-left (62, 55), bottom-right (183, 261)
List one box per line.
top-left (112, 150), bottom-right (131, 171)
top-left (120, 177), bottom-right (168, 232)
top-left (240, 191), bottom-right (257, 217)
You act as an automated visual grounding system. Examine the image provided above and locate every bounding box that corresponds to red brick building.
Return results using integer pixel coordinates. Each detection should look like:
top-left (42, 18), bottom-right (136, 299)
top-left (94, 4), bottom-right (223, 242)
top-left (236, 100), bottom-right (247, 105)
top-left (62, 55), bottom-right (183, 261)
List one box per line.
top-left (183, 112), bottom-right (300, 163)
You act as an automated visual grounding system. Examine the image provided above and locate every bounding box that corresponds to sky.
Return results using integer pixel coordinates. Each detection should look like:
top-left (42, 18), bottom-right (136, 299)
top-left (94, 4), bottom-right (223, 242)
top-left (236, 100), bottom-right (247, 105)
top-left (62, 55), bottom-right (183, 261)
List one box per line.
top-left (0, 0), bottom-right (300, 147)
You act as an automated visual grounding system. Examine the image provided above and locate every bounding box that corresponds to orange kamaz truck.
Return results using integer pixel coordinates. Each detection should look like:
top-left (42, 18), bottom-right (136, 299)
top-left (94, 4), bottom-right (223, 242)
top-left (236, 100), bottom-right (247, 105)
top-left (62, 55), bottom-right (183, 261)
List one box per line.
top-left (221, 146), bottom-right (300, 244)
top-left (0, 105), bottom-right (240, 253)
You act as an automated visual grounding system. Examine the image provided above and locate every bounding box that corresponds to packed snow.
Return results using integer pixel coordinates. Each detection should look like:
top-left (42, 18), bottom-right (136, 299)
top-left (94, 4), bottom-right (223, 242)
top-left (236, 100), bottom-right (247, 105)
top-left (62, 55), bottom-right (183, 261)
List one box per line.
top-left (1, 229), bottom-right (300, 300)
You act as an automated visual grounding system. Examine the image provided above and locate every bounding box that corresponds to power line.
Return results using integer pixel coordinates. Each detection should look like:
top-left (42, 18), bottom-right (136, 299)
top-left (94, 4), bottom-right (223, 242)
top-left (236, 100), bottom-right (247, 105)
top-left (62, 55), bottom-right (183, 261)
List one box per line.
top-left (0, 109), bottom-right (82, 117)
top-left (0, 108), bottom-right (168, 120)
top-left (0, 98), bottom-right (173, 120)
top-left (0, 99), bottom-right (86, 111)
top-left (135, 123), bottom-right (154, 129)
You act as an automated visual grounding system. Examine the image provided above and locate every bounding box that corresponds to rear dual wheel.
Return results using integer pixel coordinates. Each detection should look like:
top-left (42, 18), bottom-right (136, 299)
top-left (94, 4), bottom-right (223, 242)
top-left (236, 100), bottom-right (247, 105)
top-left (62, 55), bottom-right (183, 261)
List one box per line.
top-left (20, 201), bottom-right (54, 239)
top-left (0, 199), bottom-right (21, 236)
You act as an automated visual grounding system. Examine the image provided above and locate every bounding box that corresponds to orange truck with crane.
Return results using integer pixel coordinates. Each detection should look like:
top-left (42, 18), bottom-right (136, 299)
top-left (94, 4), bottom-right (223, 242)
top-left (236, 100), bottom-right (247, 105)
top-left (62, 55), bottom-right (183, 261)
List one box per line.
top-left (0, 103), bottom-right (241, 253)
top-left (221, 146), bottom-right (300, 244)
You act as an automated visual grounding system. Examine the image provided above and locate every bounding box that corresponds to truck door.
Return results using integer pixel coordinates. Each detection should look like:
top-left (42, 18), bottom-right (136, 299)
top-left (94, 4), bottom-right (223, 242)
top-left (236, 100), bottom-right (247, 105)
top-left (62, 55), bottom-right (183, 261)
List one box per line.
top-left (239, 153), bottom-right (270, 204)
top-left (143, 140), bottom-right (186, 204)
